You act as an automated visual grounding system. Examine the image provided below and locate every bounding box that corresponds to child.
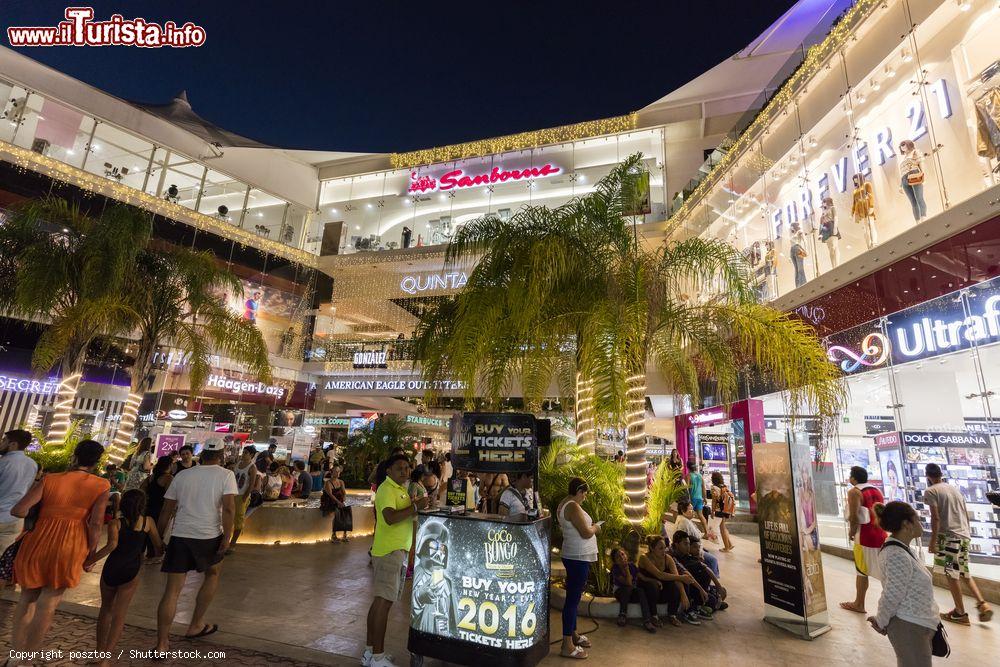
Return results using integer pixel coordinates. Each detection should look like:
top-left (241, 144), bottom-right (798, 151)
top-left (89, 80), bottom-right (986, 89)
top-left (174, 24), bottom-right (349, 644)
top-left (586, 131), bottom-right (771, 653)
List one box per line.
top-left (672, 531), bottom-right (727, 613)
top-left (610, 547), bottom-right (658, 632)
top-left (85, 489), bottom-right (164, 667)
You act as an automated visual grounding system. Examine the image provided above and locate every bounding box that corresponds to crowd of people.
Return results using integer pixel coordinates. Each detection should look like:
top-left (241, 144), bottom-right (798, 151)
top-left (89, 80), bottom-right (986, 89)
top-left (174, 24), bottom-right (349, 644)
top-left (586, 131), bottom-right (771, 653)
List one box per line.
top-left (0, 430), bottom-right (354, 667)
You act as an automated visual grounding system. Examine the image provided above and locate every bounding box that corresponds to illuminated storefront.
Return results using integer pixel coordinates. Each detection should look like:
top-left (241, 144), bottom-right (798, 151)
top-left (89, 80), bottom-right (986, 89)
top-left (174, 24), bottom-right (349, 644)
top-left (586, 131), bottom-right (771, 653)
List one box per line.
top-left (670, 0), bottom-right (1000, 302)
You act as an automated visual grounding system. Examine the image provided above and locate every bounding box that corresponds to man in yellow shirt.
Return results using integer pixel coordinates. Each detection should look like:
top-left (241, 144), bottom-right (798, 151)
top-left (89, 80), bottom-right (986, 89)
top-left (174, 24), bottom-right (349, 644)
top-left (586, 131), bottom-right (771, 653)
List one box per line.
top-left (364, 454), bottom-right (429, 667)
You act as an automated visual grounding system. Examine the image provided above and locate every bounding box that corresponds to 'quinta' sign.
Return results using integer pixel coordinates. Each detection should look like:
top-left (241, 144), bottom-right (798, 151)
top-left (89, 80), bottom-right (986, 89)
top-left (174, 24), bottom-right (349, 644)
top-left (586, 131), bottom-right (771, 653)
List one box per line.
top-left (408, 164), bottom-right (561, 194)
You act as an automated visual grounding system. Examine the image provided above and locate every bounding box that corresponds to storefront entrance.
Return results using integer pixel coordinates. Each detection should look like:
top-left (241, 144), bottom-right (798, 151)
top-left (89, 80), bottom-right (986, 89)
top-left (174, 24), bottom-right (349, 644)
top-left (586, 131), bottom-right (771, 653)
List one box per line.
top-left (674, 400), bottom-right (765, 512)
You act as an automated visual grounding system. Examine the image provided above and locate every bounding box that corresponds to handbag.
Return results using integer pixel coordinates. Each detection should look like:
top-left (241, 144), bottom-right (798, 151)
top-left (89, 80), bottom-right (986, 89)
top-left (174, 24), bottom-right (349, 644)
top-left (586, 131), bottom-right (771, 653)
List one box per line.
top-left (906, 168), bottom-right (925, 186)
top-left (333, 505), bottom-right (353, 532)
top-left (0, 537), bottom-right (22, 582)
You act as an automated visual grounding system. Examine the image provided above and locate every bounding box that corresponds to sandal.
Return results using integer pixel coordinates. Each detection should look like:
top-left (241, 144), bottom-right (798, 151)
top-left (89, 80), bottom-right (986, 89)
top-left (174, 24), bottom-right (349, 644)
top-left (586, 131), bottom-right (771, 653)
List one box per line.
top-left (560, 646), bottom-right (588, 660)
top-left (573, 634), bottom-right (591, 648)
top-left (978, 602), bottom-right (993, 623)
top-left (667, 615), bottom-right (682, 627)
top-left (185, 623), bottom-right (219, 639)
top-left (651, 615), bottom-right (663, 628)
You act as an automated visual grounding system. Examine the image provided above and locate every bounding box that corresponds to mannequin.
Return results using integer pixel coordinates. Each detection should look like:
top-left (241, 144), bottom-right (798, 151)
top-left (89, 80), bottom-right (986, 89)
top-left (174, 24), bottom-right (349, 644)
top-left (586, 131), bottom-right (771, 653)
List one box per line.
top-left (817, 197), bottom-right (840, 270)
top-left (401, 226), bottom-right (412, 249)
top-left (763, 240), bottom-right (777, 300)
top-left (898, 139), bottom-right (927, 221)
top-left (789, 222), bottom-right (808, 288)
top-left (851, 173), bottom-right (878, 249)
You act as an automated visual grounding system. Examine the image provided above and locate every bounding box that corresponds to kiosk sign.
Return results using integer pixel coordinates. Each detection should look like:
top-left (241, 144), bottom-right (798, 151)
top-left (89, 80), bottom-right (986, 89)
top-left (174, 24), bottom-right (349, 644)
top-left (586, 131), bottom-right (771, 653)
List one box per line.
top-left (410, 515), bottom-right (549, 654)
top-left (454, 412), bottom-right (536, 474)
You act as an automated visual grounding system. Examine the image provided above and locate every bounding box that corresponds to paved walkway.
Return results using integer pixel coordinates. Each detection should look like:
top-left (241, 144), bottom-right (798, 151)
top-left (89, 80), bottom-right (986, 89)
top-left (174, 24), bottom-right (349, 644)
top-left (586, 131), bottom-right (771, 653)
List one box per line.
top-left (3, 532), bottom-right (999, 666)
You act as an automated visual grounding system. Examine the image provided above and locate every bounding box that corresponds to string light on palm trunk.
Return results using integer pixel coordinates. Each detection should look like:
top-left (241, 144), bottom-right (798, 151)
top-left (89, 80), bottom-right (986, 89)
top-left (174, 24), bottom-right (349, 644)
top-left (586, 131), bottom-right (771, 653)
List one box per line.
top-left (108, 392), bottom-right (142, 462)
top-left (47, 373), bottom-right (82, 441)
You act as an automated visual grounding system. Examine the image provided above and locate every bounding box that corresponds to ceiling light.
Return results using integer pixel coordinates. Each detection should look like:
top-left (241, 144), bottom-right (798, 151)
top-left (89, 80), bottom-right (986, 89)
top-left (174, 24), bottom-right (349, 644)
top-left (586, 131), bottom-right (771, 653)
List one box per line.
top-left (901, 47), bottom-right (913, 63)
top-left (330, 208), bottom-right (338, 214)
top-left (256, 212), bottom-right (263, 218)
top-left (885, 65), bottom-right (896, 78)
top-left (366, 203), bottom-right (373, 209)
top-left (354, 225), bottom-right (361, 230)
top-left (66, 149), bottom-right (76, 156)
top-left (957, 0), bottom-right (971, 10)
top-left (439, 194), bottom-right (447, 202)
top-left (809, 136), bottom-right (818, 148)
top-left (871, 79), bottom-right (881, 92)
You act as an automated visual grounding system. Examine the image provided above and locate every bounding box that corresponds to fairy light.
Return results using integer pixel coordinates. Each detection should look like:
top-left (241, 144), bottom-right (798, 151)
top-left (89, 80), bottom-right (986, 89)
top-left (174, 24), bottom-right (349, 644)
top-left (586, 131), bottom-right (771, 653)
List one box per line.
top-left (391, 113), bottom-right (638, 169)
top-left (664, 0), bottom-right (885, 237)
top-left (47, 372), bottom-right (82, 440)
top-left (0, 140), bottom-right (318, 269)
top-left (574, 374), bottom-right (595, 450)
top-left (108, 392), bottom-right (142, 462)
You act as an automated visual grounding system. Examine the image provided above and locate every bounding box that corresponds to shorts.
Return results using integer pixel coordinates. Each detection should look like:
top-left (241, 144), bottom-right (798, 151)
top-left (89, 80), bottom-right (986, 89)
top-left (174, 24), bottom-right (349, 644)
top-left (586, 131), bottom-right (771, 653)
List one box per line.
top-left (234, 494), bottom-right (251, 533)
top-left (161, 535), bottom-right (224, 574)
top-left (853, 543), bottom-right (882, 580)
top-left (691, 499), bottom-right (705, 513)
top-left (933, 535), bottom-right (971, 580)
top-left (714, 511), bottom-right (731, 519)
top-left (372, 549), bottom-right (407, 602)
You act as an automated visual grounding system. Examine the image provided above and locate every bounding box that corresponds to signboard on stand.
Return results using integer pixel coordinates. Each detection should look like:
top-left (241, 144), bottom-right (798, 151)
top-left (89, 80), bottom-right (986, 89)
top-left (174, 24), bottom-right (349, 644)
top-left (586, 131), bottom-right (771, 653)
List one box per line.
top-left (155, 433), bottom-right (186, 458)
top-left (754, 440), bottom-right (830, 638)
top-left (453, 413), bottom-right (536, 474)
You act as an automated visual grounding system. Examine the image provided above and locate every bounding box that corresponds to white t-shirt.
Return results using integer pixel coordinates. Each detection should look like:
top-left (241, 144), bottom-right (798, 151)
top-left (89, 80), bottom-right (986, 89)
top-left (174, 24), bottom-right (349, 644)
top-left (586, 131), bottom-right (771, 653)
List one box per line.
top-left (165, 465), bottom-right (238, 539)
top-left (499, 486), bottom-right (531, 515)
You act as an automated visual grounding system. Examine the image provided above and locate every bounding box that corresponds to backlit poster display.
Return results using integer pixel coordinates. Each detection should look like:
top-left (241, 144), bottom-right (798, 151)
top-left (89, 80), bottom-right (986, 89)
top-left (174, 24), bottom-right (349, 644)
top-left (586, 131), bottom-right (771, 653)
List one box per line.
top-left (409, 515), bottom-right (550, 663)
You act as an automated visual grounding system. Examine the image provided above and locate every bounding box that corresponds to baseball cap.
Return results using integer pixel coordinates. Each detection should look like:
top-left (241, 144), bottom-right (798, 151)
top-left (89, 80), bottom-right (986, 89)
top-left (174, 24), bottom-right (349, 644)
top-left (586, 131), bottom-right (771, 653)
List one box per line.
top-left (203, 437), bottom-right (226, 452)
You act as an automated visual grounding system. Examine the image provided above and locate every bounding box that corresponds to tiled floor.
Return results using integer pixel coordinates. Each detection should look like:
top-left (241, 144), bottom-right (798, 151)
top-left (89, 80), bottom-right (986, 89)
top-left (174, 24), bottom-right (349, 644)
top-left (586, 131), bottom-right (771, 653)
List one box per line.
top-left (3, 531), bottom-right (999, 666)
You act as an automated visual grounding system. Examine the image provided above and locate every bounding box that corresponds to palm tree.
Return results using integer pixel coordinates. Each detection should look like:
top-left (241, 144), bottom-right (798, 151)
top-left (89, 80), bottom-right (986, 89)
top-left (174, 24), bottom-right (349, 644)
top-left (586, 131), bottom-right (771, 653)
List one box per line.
top-left (110, 247), bottom-right (272, 459)
top-left (344, 415), bottom-right (416, 485)
top-left (0, 198), bottom-right (151, 440)
top-left (415, 154), bottom-right (845, 522)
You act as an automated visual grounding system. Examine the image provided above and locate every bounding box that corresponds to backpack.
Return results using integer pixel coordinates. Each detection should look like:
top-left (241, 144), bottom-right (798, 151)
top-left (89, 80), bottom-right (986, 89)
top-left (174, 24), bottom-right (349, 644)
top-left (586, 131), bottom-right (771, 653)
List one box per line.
top-left (719, 485), bottom-right (736, 515)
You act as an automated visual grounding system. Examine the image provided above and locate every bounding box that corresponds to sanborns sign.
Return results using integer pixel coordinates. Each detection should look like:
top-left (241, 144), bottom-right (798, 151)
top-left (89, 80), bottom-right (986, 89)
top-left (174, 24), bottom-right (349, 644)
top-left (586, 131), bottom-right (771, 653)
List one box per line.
top-left (409, 163), bottom-right (560, 194)
top-left (206, 373), bottom-right (285, 399)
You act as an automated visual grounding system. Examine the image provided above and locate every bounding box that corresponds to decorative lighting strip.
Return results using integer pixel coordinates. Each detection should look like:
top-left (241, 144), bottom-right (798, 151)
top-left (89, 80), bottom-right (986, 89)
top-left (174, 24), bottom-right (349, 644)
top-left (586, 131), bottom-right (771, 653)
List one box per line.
top-left (623, 373), bottom-right (647, 523)
top-left (108, 392), bottom-right (142, 462)
top-left (664, 0), bottom-right (884, 235)
top-left (47, 372), bottom-right (82, 441)
top-left (390, 113), bottom-right (639, 170)
top-left (0, 140), bottom-right (318, 269)
top-left (574, 374), bottom-right (595, 449)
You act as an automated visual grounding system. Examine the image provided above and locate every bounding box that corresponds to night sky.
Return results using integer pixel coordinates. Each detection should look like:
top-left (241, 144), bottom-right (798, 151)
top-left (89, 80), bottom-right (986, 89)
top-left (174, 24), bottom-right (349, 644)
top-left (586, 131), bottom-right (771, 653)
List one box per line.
top-left (3, 0), bottom-right (796, 153)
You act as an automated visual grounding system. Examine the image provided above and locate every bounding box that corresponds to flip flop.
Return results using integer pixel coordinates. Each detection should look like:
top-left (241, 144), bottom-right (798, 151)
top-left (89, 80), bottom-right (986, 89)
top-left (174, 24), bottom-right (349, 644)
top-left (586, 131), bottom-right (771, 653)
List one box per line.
top-left (185, 624), bottom-right (219, 639)
top-left (839, 602), bottom-right (865, 614)
top-left (560, 646), bottom-right (588, 660)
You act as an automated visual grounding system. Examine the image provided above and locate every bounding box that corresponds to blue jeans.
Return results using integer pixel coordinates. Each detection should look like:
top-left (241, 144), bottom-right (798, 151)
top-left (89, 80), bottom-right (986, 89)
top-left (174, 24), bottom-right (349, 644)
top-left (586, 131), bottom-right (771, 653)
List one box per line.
top-left (901, 175), bottom-right (926, 221)
top-left (790, 248), bottom-right (807, 288)
top-left (561, 558), bottom-right (590, 637)
top-left (703, 550), bottom-right (720, 577)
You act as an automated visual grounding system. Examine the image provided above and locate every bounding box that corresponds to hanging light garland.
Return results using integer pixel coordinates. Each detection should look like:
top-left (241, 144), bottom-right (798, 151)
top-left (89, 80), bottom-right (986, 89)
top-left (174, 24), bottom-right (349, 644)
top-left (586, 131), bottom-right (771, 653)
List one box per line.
top-left (0, 140), bottom-right (318, 268)
top-left (390, 113), bottom-right (638, 170)
top-left (664, 0), bottom-right (884, 236)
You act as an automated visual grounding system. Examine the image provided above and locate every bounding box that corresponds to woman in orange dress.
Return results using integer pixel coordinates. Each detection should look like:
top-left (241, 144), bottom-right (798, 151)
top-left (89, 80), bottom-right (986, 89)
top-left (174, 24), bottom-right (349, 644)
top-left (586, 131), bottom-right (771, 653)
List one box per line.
top-left (8, 439), bottom-right (110, 661)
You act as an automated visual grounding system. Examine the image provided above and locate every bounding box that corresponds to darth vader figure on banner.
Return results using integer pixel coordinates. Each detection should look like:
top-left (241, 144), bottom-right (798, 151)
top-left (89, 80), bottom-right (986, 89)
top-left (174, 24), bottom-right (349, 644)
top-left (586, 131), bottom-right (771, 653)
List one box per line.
top-left (412, 521), bottom-right (457, 636)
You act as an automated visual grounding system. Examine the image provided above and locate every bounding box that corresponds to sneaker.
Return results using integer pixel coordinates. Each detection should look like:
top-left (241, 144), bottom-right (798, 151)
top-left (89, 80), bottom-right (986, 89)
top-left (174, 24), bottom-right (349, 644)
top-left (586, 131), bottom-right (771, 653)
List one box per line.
top-left (697, 607), bottom-right (714, 620)
top-left (682, 612), bottom-right (701, 626)
top-left (717, 601), bottom-right (729, 611)
top-left (616, 613), bottom-right (626, 627)
top-left (361, 649), bottom-right (394, 666)
top-left (370, 656), bottom-right (398, 667)
top-left (941, 610), bottom-right (971, 626)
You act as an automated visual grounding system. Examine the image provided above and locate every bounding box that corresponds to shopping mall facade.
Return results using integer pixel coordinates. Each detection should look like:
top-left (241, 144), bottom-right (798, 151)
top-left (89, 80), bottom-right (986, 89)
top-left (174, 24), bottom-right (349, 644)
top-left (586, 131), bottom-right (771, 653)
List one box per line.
top-left (1, 0), bottom-right (999, 563)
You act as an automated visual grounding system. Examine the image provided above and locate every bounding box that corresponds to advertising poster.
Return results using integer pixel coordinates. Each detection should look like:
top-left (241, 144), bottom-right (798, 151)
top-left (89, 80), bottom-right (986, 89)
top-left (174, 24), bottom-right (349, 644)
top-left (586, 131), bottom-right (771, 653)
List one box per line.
top-left (754, 440), bottom-right (828, 635)
top-left (155, 433), bottom-right (186, 458)
top-left (755, 442), bottom-right (805, 617)
top-left (789, 435), bottom-right (828, 618)
top-left (410, 515), bottom-right (549, 652)
top-left (876, 447), bottom-right (905, 504)
top-left (453, 413), bottom-right (536, 474)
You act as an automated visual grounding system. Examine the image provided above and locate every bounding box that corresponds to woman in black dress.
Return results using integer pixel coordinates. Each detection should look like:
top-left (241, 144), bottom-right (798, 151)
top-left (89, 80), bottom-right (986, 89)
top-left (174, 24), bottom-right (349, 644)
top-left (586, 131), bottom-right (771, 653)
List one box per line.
top-left (143, 456), bottom-right (173, 559)
top-left (86, 489), bottom-right (163, 667)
